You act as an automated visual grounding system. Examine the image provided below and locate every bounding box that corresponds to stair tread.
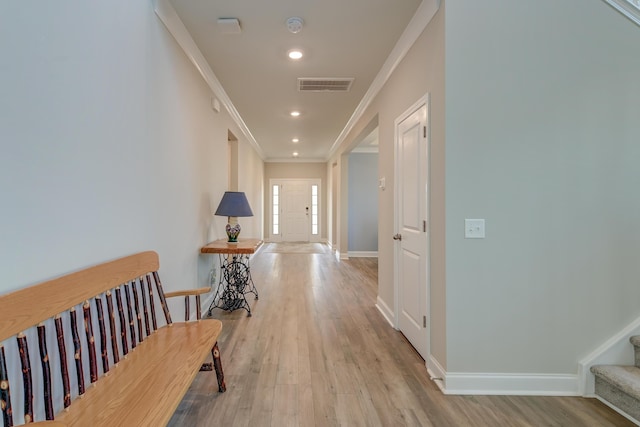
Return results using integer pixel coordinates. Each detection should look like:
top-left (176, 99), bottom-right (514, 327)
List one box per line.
top-left (630, 335), bottom-right (640, 347)
top-left (591, 365), bottom-right (640, 398)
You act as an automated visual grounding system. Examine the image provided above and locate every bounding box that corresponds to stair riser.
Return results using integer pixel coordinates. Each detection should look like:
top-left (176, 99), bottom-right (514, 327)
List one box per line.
top-left (595, 377), bottom-right (640, 421)
top-left (630, 336), bottom-right (640, 368)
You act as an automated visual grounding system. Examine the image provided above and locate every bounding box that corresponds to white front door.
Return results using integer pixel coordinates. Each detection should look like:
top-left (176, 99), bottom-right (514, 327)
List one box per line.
top-left (395, 97), bottom-right (429, 360)
top-left (282, 181), bottom-right (310, 242)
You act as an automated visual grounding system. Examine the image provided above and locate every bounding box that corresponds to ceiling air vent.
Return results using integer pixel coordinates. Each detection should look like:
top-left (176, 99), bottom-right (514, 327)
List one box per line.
top-left (298, 78), bottom-right (354, 92)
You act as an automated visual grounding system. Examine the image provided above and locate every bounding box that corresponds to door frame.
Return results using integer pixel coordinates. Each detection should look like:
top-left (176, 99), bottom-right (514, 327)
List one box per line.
top-left (269, 178), bottom-right (322, 242)
top-left (393, 93), bottom-right (431, 360)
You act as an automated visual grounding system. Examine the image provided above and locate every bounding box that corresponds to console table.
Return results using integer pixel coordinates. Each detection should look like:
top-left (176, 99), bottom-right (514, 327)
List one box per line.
top-left (201, 238), bottom-right (263, 317)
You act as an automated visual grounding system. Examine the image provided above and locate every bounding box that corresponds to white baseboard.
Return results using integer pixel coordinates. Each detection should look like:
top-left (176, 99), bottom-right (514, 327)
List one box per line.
top-left (253, 243), bottom-right (265, 256)
top-left (347, 251), bottom-right (378, 258)
top-left (425, 354), bottom-right (578, 396)
top-left (200, 292), bottom-right (215, 318)
top-left (427, 355), bottom-right (447, 392)
top-left (578, 316), bottom-right (640, 396)
top-left (375, 296), bottom-right (395, 328)
top-left (440, 372), bottom-right (579, 396)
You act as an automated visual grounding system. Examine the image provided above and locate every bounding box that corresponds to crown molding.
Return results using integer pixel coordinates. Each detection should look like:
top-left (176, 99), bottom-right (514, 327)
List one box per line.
top-left (264, 157), bottom-right (327, 163)
top-left (326, 0), bottom-right (441, 161)
top-left (153, 0), bottom-right (265, 159)
top-left (350, 146), bottom-right (379, 154)
top-left (603, 0), bottom-right (640, 26)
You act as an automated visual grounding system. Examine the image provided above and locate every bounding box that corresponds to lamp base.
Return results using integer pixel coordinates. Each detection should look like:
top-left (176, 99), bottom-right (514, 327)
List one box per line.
top-left (225, 223), bottom-right (241, 243)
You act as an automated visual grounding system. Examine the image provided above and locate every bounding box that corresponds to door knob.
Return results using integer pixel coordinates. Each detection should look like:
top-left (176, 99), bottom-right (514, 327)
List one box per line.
top-left (393, 234), bottom-right (402, 241)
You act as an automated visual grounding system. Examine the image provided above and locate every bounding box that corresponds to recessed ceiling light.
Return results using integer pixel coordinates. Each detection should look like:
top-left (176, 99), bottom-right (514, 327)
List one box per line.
top-left (293, 152), bottom-right (299, 157)
top-left (290, 111), bottom-right (300, 117)
top-left (292, 138), bottom-right (299, 143)
top-left (288, 50), bottom-right (303, 60)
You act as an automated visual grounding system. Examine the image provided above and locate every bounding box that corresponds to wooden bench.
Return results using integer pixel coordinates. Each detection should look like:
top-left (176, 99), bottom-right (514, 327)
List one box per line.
top-left (0, 251), bottom-right (225, 427)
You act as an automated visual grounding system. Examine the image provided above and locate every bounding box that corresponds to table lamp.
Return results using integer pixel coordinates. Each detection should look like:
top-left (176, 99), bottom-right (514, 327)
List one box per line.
top-left (214, 191), bottom-right (254, 243)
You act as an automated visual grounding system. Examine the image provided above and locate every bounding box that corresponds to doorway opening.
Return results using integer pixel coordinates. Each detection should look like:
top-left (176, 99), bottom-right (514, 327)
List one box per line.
top-left (347, 127), bottom-right (379, 258)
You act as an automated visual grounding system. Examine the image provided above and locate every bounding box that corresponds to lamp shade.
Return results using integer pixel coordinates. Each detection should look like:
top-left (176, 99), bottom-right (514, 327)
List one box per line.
top-left (215, 192), bottom-right (253, 217)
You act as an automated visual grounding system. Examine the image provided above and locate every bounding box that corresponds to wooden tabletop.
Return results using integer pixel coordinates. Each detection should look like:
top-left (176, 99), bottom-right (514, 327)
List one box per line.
top-left (200, 238), bottom-right (263, 254)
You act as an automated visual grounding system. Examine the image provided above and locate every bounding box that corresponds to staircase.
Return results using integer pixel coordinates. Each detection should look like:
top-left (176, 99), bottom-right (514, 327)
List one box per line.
top-left (591, 336), bottom-right (640, 422)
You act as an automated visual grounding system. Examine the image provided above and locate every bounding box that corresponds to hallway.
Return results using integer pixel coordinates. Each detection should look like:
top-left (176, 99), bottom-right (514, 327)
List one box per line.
top-left (168, 243), bottom-right (631, 426)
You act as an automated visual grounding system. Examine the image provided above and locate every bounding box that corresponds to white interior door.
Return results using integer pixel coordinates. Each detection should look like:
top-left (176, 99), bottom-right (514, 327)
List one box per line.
top-left (282, 181), bottom-right (310, 242)
top-left (395, 98), bottom-right (429, 360)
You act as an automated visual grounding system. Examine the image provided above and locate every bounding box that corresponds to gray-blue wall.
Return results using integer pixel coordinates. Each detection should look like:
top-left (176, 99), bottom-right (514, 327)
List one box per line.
top-left (348, 153), bottom-right (378, 252)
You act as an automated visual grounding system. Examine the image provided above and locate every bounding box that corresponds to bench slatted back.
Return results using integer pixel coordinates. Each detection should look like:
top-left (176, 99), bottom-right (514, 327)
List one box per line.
top-left (0, 251), bottom-right (173, 426)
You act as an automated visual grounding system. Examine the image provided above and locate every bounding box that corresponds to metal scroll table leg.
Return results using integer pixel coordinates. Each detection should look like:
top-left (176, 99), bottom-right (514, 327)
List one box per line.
top-left (207, 254), bottom-right (257, 316)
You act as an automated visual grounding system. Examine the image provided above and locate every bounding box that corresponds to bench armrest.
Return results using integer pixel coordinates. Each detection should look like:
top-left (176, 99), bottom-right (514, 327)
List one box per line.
top-left (164, 287), bottom-right (211, 299)
top-left (164, 287), bottom-right (211, 321)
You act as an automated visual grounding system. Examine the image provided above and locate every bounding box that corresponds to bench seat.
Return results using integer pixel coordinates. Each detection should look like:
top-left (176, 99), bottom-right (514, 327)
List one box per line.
top-left (55, 321), bottom-right (221, 426)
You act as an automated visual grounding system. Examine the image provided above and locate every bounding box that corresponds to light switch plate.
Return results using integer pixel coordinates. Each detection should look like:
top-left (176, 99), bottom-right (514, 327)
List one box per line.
top-left (465, 219), bottom-right (485, 239)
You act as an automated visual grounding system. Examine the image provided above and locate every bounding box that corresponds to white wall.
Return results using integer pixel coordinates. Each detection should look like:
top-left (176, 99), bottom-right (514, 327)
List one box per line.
top-left (445, 0), bottom-right (640, 375)
top-left (224, 138), bottom-right (264, 241)
top-left (0, 0), bottom-right (261, 303)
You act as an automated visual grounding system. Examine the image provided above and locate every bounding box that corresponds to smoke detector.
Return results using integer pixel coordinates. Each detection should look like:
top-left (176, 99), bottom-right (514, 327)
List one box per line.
top-left (286, 17), bottom-right (304, 34)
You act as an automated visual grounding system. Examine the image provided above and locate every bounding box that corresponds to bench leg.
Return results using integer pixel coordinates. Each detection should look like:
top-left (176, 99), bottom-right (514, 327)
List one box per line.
top-left (212, 341), bottom-right (226, 392)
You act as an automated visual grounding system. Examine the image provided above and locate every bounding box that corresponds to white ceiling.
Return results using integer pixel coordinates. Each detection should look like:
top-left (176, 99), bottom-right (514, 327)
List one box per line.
top-left (168, 0), bottom-right (422, 162)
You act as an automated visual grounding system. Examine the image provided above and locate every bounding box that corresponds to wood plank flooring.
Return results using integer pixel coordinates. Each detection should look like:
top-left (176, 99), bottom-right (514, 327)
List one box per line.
top-left (168, 243), bottom-right (633, 426)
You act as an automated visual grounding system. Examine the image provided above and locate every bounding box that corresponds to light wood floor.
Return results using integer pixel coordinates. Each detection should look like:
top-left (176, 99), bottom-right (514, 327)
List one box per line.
top-left (168, 243), bottom-right (632, 426)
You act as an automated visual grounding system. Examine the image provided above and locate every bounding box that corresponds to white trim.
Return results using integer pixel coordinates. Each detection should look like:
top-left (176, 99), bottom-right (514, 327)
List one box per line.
top-left (441, 372), bottom-right (580, 396)
top-left (265, 157), bottom-right (327, 163)
top-left (327, 0), bottom-right (440, 160)
top-left (427, 355), bottom-right (447, 392)
top-left (375, 296), bottom-right (395, 328)
top-left (153, 0), bottom-right (264, 159)
top-left (351, 146), bottom-right (379, 154)
top-left (578, 315), bottom-right (640, 396)
top-left (200, 292), bottom-right (215, 318)
top-left (347, 251), bottom-right (378, 258)
top-left (602, 0), bottom-right (640, 26)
